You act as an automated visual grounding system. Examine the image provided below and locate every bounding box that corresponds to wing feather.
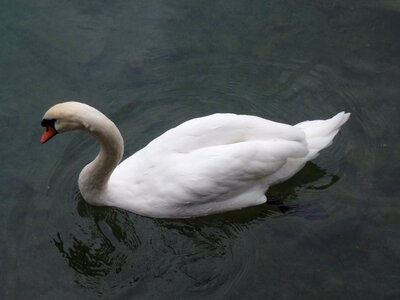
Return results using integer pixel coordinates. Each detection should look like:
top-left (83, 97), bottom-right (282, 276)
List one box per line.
top-left (165, 139), bottom-right (308, 204)
top-left (146, 113), bottom-right (305, 154)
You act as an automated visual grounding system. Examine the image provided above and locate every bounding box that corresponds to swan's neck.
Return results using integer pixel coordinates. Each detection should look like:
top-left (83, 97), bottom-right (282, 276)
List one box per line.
top-left (78, 116), bottom-right (124, 205)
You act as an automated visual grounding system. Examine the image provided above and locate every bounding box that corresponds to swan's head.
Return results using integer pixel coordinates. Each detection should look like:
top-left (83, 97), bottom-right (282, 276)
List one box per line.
top-left (41, 101), bottom-right (105, 144)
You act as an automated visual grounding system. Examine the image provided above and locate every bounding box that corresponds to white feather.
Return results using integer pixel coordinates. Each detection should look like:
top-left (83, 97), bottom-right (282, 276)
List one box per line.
top-left (42, 102), bottom-right (350, 218)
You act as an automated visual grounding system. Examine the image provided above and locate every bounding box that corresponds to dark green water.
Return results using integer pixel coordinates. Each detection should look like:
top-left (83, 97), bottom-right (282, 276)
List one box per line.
top-left (1, 0), bottom-right (399, 299)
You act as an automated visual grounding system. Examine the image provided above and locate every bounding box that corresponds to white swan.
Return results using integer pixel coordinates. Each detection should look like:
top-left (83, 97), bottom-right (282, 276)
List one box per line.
top-left (41, 102), bottom-right (350, 218)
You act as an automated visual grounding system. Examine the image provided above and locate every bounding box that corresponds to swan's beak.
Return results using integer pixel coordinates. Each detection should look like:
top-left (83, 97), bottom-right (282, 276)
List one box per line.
top-left (41, 126), bottom-right (57, 144)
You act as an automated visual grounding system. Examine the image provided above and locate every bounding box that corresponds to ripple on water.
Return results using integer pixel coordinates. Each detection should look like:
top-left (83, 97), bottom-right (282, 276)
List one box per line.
top-left (41, 54), bottom-right (358, 297)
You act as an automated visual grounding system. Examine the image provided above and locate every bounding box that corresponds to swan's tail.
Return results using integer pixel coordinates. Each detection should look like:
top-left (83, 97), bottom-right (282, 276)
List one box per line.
top-left (295, 112), bottom-right (350, 160)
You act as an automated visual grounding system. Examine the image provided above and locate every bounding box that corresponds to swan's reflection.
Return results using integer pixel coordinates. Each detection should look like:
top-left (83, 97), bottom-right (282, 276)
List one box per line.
top-left (52, 162), bottom-right (339, 293)
top-left (266, 161), bottom-right (338, 219)
top-left (52, 199), bottom-right (141, 279)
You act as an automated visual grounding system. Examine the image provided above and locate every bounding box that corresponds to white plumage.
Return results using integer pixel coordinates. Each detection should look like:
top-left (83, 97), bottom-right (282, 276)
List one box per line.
top-left (41, 102), bottom-right (350, 218)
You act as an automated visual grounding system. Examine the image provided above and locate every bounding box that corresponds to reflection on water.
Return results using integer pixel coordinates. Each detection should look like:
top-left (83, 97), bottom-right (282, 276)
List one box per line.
top-left (50, 161), bottom-right (338, 296)
top-left (53, 199), bottom-right (141, 279)
top-left (1, 0), bottom-right (400, 299)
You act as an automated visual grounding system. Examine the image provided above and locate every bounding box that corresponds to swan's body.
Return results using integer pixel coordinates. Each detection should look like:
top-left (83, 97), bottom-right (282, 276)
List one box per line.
top-left (41, 102), bottom-right (350, 218)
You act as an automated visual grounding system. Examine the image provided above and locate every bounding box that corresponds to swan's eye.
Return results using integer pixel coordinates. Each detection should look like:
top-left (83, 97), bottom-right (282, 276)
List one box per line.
top-left (41, 118), bottom-right (56, 129)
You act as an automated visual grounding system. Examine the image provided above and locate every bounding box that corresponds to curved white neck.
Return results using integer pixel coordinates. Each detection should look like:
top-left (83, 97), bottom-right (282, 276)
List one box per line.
top-left (78, 116), bottom-right (124, 204)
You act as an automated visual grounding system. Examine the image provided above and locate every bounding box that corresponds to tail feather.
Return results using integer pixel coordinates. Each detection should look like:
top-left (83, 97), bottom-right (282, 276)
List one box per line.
top-left (295, 112), bottom-right (350, 159)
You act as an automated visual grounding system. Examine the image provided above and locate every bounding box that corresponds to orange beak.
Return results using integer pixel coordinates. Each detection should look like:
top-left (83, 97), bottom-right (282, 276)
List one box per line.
top-left (41, 126), bottom-right (58, 144)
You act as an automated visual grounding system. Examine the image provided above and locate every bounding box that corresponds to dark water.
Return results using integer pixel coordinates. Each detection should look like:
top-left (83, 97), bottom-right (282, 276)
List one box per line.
top-left (1, 0), bottom-right (399, 299)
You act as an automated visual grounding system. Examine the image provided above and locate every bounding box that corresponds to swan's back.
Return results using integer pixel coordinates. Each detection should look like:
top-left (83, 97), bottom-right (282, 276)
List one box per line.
top-left (144, 113), bottom-right (306, 154)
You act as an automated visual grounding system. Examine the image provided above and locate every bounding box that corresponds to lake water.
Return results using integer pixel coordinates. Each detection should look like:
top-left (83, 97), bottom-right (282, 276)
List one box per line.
top-left (1, 0), bottom-right (399, 299)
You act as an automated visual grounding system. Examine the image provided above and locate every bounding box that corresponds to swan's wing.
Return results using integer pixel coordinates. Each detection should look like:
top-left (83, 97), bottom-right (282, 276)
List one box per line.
top-left (111, 120), bottom-right (309, 217)
top-left (164, 139), bottom-right (308, 205)
top-left (145, 113), bottom-right (306, 154)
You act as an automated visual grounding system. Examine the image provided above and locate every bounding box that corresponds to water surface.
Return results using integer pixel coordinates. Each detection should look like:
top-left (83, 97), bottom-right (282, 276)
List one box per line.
top-left (0, 0), bottom-right (399, 299)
